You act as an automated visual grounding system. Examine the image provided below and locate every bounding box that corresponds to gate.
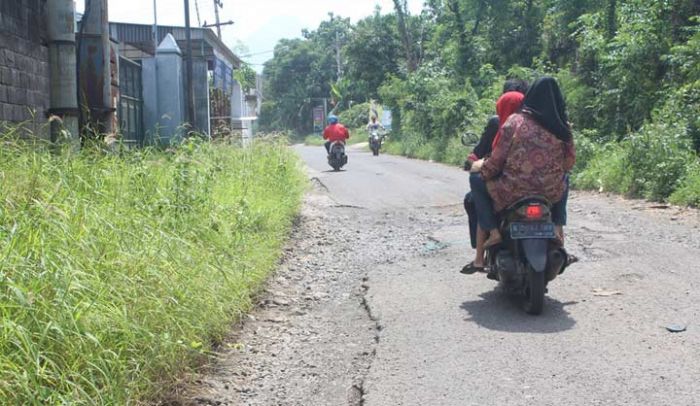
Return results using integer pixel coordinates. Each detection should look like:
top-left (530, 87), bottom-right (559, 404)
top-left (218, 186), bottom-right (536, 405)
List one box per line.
top-left (118, 57), bottom-right (144, 146)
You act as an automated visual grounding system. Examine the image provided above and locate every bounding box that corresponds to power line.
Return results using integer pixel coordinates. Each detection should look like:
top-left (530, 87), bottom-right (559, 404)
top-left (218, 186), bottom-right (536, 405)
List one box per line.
top-left (239, 49), bottom-right (275, 58)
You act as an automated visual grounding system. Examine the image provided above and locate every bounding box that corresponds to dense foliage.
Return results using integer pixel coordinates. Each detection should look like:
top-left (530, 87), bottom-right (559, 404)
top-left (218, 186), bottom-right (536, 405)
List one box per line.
top-left (261, 0), bottom-right (700, 205)
top-left (0, 135), bottom-right (304, 404)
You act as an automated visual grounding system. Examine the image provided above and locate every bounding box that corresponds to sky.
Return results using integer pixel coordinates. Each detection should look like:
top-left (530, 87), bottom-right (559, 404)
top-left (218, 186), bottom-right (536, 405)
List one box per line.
top-left (75, 0), bottom-right (424, 71)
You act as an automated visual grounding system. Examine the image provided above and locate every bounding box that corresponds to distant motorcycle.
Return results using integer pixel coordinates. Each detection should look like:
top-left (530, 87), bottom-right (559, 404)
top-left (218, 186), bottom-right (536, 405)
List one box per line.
top-left (328, 141), bottom-right (348, 171)
top-left (368, 129), bottom-right (385, 156)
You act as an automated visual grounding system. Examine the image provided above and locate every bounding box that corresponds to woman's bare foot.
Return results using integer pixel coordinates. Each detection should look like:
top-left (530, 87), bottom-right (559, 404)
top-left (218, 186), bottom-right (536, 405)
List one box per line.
top-left (555, 225), bottom-right (565, 245)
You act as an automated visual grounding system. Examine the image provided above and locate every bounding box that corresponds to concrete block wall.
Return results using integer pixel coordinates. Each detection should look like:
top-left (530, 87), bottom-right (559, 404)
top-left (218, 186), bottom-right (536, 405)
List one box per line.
top-left (0, 0), bottom-right (50, 135)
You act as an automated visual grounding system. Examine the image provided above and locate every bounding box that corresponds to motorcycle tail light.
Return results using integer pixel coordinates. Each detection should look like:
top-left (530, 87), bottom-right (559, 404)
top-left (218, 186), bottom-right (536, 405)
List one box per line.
top-left (526, 204), bottom-right (544, 219)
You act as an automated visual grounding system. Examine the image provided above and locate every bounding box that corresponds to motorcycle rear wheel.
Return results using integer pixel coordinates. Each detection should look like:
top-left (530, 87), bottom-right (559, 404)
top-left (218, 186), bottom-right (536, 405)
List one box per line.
top-left (523, 266), bottom-right (545, 315)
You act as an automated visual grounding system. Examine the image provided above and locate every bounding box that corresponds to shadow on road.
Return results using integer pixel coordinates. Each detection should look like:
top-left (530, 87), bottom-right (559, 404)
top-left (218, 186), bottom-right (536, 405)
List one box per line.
top-left (460, 289), bottom-right (577, 334)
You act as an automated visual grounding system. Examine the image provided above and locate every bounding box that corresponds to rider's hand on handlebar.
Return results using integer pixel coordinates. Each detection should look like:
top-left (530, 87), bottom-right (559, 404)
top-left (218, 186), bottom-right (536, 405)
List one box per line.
top-left (463, 159), bottom-right (473, 171)
top-left (470, 159), bottom-right (485, 173)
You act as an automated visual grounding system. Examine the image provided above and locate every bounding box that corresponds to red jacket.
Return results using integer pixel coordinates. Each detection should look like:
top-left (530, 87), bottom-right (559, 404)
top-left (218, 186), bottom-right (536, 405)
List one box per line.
top-left (323, 123), bottom-right (350, 142)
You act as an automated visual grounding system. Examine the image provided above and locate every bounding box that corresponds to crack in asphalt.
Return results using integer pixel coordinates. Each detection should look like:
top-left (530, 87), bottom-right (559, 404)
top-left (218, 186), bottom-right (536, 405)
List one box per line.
top-left (178, 175), bottom-right (438, 406)
top-left (350, 277), bottom-right (381, 406)
top-left (309, 176), bottom-right (329, 192)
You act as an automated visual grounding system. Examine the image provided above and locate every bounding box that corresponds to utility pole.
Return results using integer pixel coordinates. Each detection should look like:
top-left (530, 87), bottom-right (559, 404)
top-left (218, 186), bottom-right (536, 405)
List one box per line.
top-left (184, 0), bottom-right (196, 130)
top-left (47, 0), bottom-right (79, 145)
top-left (80, 0), bottom-right (114, 135)
top-left (194, 0), bottom-right (202, 26)
top-left (152, 0), bottom-right (159, 130)
top-left (213, 0), bottom-right (222, 39)
top-left (152, 0), bottom-right (158, 51)
top-left (205, 0), bottom-right (233, 38)
top-left (335, 31), bottom-right (342, 78)
top-left (323, 98), bottom-right (328, 122)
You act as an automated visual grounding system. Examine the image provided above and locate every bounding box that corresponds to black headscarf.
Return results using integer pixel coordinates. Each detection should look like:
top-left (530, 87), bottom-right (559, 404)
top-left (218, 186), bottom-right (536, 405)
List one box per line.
top-left (473, 116), bottom-right (500, 159)
top-left (521, 77), bottom-right (572, 142)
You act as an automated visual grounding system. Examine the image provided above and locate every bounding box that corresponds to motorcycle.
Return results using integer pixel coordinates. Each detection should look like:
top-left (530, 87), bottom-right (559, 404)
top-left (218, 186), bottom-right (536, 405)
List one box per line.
top-left (368, 129), bottom-right (384, 156)
top-left (328, 141), bottom-right (348, 171)
top-left (485, 197), bottom-right (572, 314)
top-left (460, 133), bottom-right (575, 315)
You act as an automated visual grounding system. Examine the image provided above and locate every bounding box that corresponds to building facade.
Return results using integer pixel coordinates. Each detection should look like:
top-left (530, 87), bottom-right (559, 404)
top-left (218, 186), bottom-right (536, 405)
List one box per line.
top-left (0, 0), bottom-right (50, 136)
top-left (1, 3), bottom-right (252, 144)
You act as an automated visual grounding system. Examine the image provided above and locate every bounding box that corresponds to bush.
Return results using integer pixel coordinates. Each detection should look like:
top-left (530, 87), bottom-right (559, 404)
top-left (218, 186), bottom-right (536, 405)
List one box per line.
top-left (0, 135), bottom-right (304, 404)
top-left (670, 160), bottom-right (700, 206)
top-left (338, 102), bottom-right (371, 129)
top-left (624, 121), bottom-right (695, 200)
top-left (572, 141), bottom-right (632, 194)
top-left (571, 129), bottom-right (602, 173)
top-left (573, 121), bottom-right (698, 202)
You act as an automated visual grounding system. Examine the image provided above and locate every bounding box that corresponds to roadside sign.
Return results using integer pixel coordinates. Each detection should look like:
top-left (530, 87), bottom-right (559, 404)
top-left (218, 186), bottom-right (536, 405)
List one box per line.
top-left (313, 106), bottom-right (325, 133)
top-left (381, 108), bottom-right (392, 131)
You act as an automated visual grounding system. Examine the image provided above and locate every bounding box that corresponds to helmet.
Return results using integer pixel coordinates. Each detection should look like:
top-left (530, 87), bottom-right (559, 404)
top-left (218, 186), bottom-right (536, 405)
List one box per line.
top-left (328, 115), bottom-right (339, 124)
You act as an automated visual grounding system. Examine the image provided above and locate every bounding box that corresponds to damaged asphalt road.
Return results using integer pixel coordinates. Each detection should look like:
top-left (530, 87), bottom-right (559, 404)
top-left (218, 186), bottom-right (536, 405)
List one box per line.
top-left (183, 145), bottom-right (700, 406)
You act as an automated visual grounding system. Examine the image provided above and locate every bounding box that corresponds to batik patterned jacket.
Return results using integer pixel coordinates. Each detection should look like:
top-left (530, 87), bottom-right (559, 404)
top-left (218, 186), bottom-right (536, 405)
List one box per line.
top-left (481, 113), bottom-right (576, 212)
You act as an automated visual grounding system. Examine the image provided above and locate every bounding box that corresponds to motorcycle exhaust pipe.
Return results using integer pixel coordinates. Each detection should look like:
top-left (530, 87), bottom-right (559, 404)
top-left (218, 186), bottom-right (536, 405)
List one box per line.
top-left (546, 249), bottom-right (566, 281)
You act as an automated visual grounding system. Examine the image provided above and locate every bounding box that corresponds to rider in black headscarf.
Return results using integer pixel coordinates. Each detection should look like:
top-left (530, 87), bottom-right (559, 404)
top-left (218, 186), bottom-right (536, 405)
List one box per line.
top-left (521, 76), bottom-right (572, 142)
top-left (521, 76), bottom-right (573, 243)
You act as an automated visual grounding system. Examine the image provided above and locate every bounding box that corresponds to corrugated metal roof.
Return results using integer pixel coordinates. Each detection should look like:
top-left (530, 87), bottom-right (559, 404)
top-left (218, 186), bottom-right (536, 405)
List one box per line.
top-left (109, 22), bottom-right (241, 67)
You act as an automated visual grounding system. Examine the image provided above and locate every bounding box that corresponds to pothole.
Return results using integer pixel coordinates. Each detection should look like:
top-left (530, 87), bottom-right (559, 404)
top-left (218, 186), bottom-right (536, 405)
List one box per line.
top-left (310, 176), bottom-right (329, 192)
top-left (422, 236), bottom-right (450, 254)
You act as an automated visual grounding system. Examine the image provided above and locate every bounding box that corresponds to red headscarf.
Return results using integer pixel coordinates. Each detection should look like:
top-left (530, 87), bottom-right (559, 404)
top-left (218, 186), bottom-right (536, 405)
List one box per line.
top-left (491, 91), bottom-right (525, 150)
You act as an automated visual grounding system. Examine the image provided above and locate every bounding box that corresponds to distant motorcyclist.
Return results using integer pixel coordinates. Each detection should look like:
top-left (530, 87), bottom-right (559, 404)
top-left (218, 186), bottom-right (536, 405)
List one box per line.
top-left (367, 116), bottom-right (385, 140)
top-left (323, 115), bottom-right (350, 154)
top-left (366, 116), bottom-right (385, 132)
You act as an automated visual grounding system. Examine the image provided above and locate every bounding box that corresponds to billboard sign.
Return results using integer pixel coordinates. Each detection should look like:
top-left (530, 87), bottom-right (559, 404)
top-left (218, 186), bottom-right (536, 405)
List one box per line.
top-left (313, 106), bottom-right (325, 133)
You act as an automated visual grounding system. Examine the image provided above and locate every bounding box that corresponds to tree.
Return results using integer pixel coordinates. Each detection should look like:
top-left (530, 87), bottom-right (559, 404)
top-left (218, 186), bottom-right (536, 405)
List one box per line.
top-left (260, 39), bottom-right (319, 133)
top-left (344, 8), bottom-right (402, 100)
top-left (234, 63), bottom-right (257, 93)
top-left (393, 0), bottom-right (418, 71)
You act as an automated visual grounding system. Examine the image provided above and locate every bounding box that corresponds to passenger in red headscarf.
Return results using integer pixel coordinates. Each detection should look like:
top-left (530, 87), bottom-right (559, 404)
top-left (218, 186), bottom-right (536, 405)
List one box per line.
top-left (491, 84), bottom-right (526, 150)
top-left (462, 79), bottom-right (527, 274)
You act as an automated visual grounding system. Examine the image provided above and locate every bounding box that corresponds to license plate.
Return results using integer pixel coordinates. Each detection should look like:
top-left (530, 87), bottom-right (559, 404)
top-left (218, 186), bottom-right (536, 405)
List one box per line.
top-left (510, 222), bottom-right (556, 239)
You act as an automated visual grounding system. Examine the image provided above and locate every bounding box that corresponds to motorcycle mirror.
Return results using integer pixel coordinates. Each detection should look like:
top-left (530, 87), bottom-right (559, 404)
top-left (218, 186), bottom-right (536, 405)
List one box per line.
top-left (461, 132), bottom-right (478, 147)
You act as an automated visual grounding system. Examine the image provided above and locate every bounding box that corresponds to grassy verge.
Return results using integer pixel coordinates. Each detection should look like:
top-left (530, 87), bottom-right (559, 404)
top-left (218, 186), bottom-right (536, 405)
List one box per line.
top-left (0, 135), bottom-right (305, 404)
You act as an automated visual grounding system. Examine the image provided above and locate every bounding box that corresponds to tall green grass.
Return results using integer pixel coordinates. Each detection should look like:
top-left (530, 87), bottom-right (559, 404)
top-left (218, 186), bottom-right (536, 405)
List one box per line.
top-left (0, 135), bottom-right (304, 404)
top-left (572, 122), bottom-right (700, 205)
